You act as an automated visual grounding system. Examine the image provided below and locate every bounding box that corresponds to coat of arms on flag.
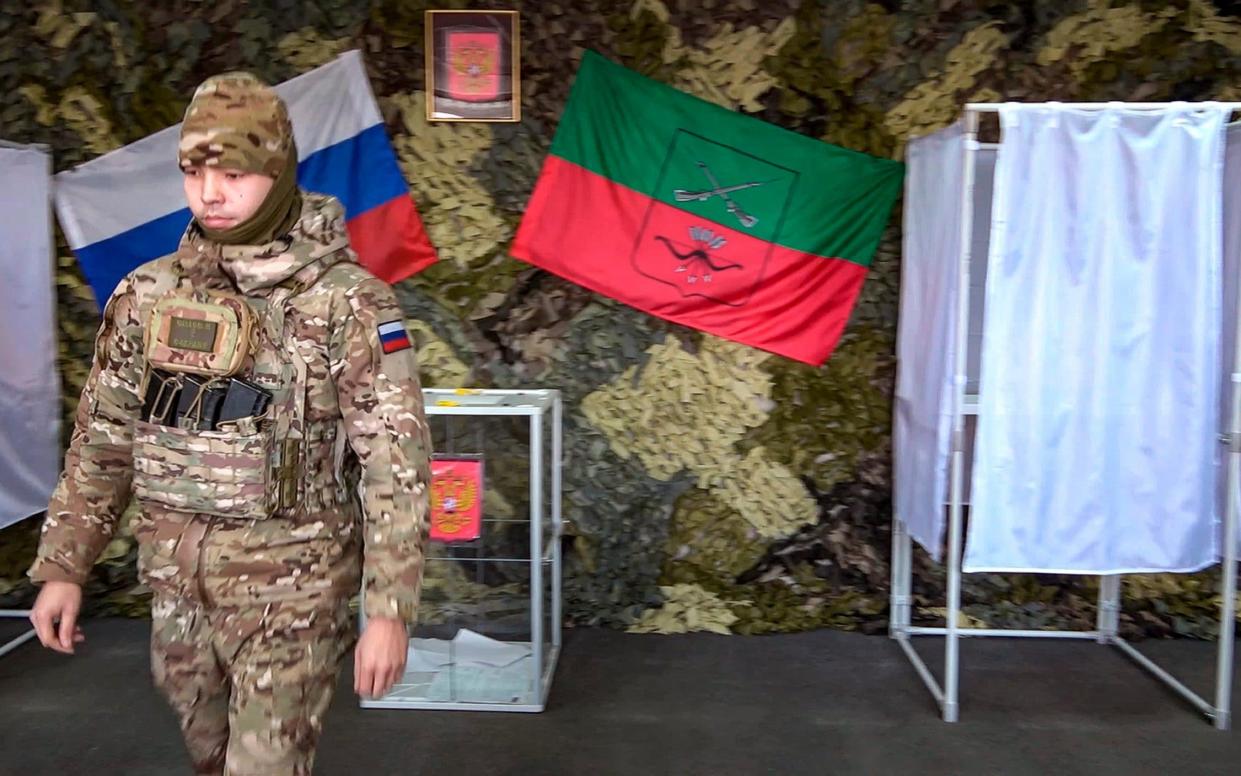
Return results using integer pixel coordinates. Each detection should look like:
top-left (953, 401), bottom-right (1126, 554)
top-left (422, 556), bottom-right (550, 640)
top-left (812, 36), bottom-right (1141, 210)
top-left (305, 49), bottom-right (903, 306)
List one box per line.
top-left (511, 51), bottom-right (904, 365)
top-left (633, 130), bottom-right (798, 306)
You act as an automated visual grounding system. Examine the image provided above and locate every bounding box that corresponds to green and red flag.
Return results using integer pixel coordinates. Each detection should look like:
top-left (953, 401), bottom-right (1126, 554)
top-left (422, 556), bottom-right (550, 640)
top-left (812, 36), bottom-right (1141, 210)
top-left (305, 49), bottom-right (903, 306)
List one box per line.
top-left (510, 51), bottom-right (904, 365)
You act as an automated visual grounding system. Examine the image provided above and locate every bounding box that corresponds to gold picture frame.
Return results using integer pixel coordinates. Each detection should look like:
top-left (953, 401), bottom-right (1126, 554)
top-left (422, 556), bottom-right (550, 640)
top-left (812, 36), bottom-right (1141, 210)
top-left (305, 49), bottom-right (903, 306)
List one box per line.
top-left (425, 10), bottom-right (521, 123)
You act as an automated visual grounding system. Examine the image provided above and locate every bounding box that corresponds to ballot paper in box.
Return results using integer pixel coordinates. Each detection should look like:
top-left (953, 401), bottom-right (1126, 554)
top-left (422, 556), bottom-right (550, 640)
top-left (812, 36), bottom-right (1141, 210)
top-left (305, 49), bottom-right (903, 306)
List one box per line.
top-left (398, 629), bottom-right (534, 705)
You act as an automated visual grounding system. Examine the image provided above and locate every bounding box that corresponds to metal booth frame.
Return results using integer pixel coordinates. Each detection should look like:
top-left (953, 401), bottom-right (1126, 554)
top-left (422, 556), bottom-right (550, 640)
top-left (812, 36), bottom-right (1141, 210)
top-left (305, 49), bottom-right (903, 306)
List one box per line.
top-left (890, 102), bottom-right (1241, 729)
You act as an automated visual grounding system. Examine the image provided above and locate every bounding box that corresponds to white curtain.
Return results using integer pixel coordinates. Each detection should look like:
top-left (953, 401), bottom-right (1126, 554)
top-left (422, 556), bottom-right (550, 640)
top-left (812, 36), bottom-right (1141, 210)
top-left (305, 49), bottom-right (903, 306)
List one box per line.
top-left (894, 123), bottom-right (964, 560)
top-left (964, 104), bottom-right (1228, 574)
top-left (0, 141), bottom-right (60, 530)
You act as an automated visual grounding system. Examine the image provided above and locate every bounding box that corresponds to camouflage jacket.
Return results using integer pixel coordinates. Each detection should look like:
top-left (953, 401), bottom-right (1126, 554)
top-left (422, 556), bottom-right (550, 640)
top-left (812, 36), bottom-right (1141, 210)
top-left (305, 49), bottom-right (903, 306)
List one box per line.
top-left (29, 193), bottom-right (431, 621)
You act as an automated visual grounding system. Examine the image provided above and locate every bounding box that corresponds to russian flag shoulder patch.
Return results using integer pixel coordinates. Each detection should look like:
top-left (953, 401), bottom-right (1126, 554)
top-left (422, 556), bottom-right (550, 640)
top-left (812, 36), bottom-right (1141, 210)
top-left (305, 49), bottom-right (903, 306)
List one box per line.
top-left (377, 319), bottom-right (412, 354)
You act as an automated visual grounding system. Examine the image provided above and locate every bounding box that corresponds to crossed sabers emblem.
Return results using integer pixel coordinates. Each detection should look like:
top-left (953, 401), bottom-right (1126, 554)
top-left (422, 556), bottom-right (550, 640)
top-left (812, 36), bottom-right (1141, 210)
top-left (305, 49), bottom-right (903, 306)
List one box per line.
top-left (674, 161), bottom-right (764, 229)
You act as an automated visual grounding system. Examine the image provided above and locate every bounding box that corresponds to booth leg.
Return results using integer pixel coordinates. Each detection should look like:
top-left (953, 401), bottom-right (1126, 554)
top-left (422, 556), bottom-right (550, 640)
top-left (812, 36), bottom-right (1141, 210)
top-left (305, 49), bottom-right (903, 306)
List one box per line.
top-left (1214, 450), bottom-right (1238, 730)
top-left (1097, 574), bottom-right (1121, 644)
top-left (890, 519), bottom-right (912, 639)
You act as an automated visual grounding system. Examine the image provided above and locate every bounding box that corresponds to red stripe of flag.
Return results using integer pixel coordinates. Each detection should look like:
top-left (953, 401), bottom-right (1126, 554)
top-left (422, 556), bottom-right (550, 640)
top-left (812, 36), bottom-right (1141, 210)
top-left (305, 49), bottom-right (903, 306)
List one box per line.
top-left (346, 196), bottom-right (438, 285)
top-left (511, 156), bottom-right (867, 364)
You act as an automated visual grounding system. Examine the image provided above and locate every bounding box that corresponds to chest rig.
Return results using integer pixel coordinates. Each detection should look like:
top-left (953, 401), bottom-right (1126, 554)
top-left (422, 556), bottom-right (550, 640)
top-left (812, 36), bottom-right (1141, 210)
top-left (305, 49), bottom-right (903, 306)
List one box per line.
top-left (131, 262), bottom-right (347, 522)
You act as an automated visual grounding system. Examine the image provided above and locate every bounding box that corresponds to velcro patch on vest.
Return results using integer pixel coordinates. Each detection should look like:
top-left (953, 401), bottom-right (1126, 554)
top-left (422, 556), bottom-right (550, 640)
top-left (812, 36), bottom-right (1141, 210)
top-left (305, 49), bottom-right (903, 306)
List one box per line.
top-left (377, 320), bottom-right (412, 354)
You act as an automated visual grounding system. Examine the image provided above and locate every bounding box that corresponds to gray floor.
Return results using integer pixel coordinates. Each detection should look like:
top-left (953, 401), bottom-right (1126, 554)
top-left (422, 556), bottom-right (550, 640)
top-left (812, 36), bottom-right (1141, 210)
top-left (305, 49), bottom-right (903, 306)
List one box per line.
top-left (0, 618), bottom-right (1239, 775)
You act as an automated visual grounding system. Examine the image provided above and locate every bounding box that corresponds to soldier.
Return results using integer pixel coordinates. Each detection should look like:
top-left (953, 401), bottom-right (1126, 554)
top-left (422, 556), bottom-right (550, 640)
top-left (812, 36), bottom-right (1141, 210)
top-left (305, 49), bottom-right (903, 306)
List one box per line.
top-left (27, 72), bottom-right (432, 775)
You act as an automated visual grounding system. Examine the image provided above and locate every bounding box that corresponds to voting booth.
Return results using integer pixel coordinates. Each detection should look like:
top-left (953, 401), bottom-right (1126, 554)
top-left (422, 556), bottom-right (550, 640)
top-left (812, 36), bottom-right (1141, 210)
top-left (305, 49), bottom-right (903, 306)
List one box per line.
top-left (891, 102), bottom-right (1241, 728)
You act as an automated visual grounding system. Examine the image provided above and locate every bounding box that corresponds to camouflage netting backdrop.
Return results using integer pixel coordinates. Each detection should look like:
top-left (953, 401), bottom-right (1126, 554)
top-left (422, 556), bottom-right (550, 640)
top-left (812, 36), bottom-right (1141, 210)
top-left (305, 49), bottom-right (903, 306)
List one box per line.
top-left (3, 0), bottom-right (1241, 637)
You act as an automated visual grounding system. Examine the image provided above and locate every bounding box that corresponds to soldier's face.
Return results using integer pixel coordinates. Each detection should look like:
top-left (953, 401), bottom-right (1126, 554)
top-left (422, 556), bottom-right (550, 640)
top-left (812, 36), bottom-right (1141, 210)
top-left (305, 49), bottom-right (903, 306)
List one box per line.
top-left (183, 165), bottom-right (276, 230)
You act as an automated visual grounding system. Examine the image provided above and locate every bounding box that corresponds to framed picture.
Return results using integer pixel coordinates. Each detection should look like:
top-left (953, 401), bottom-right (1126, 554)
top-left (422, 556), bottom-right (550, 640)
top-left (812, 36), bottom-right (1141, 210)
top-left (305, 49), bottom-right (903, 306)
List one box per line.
top-left (425, 10), bottom-right (521, 123)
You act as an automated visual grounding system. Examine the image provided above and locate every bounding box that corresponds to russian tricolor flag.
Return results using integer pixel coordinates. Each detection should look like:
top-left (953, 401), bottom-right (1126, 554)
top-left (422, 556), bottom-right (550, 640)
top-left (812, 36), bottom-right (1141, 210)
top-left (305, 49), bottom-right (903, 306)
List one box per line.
top-left (54, 50), bottom-right (437, 308)
top-left (377, 320), bottom-right (412, 354)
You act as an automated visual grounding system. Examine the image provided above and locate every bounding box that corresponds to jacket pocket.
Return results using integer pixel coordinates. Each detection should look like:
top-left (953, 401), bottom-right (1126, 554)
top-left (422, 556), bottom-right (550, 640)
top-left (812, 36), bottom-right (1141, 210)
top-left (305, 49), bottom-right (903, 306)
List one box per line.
top-left (133, 418), bottom-right (278, 519)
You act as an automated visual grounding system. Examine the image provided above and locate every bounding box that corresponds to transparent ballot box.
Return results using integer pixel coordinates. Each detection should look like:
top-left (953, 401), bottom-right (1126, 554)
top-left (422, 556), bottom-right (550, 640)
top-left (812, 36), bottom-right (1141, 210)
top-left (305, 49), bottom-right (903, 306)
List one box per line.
top-left (359, 389), bottom-right (563, 712)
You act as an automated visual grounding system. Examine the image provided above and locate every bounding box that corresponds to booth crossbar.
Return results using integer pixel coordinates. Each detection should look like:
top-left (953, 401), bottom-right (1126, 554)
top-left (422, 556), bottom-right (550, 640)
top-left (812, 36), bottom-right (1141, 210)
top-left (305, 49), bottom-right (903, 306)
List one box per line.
top-left (0, 610), bottom-right (36, 659)
top-left (890, 102), bottom-right (1241, 730)
top-left (965, 101), bottom-right (1241, 112)
top-left (891, 527), bottom-right (1238, 728)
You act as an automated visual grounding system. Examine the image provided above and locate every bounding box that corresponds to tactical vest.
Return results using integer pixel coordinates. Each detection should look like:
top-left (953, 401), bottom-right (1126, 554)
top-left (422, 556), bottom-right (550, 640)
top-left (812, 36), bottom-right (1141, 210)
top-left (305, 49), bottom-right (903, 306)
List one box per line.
top-left (130, 262), bottom-right (351, 521)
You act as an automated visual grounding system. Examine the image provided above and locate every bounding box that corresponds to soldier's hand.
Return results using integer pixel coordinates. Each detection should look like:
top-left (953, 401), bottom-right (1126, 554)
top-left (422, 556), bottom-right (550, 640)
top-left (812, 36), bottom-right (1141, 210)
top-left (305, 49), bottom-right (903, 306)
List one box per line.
top-left (30, 581), bottom-right (85, 655)
top-left (354, 617), bottom-right (408, 699)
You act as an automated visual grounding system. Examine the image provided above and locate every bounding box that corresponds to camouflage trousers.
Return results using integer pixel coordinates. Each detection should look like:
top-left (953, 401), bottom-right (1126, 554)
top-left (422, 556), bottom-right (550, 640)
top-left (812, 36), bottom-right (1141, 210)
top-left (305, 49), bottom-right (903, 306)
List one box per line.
top-left (150, 594), bottom-right (354, 776)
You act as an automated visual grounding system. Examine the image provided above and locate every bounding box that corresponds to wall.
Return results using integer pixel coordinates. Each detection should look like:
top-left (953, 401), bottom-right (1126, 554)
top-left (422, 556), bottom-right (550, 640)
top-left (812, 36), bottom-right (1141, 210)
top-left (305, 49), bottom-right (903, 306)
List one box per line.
top-left (2, 0), bottom-right (1240, 636)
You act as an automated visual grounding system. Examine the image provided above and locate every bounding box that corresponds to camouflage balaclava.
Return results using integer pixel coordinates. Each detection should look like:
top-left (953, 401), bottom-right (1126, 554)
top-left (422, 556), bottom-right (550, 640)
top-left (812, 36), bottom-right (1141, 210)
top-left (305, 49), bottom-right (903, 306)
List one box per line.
top-left (179, 72), bottom-right (301, 246)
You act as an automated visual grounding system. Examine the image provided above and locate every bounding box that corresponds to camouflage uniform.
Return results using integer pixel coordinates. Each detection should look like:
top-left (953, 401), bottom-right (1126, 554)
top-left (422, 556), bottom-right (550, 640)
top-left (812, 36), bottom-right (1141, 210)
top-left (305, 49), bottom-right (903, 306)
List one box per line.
top-left (30, 74), bottom-right (431, 775)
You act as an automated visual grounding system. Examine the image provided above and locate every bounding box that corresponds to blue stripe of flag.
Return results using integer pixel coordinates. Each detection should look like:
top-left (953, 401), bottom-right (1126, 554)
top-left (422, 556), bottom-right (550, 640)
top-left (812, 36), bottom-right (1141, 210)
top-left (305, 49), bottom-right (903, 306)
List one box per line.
top-left (74, 124), bottom-right (409, 308)
top-left (75, 207), bottom-right (194, 310)
top-left (299, 124), bottom-right (409, 220)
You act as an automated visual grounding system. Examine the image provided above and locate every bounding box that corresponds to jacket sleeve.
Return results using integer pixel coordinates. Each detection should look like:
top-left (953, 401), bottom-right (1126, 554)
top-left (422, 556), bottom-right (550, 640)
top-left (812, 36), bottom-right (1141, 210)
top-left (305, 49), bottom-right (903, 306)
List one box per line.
top-left (29, 277), bottom-right (145, 585)
top-left (331, 277), bottom-right (432, 621)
